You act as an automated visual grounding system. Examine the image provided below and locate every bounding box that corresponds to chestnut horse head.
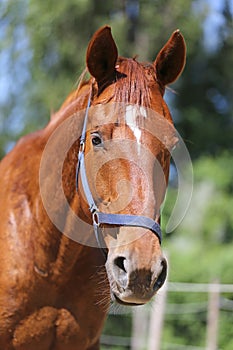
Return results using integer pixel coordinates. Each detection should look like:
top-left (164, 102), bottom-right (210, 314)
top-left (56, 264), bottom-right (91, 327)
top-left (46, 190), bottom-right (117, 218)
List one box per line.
top-left (74, 26), bottom-right (186, 305)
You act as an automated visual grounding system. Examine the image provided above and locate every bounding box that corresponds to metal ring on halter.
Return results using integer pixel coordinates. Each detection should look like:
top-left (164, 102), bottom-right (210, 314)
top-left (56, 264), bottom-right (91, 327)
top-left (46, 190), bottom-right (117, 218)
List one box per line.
top-left (79, 141), bottom-right (85, 153)
top-left (92, 211), bottom-right (100, 226)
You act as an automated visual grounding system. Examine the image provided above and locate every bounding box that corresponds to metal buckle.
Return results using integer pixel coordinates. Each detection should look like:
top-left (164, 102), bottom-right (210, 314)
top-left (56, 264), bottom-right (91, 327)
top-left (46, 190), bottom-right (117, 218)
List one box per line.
top-left (79, 140), bottom-right (85, 153)
top-left (92, 211), bottom-right (100, 226)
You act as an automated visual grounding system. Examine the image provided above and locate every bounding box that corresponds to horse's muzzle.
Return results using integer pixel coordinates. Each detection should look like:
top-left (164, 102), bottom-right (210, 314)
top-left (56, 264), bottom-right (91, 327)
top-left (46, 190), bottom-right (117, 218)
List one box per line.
top-left (108, 255), bottom-right (167, 305)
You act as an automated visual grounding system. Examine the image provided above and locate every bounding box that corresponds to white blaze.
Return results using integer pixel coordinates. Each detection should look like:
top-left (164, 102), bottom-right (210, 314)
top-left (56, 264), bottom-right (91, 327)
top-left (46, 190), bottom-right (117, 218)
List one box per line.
top-left (125, 105), bottom-right (147, 151)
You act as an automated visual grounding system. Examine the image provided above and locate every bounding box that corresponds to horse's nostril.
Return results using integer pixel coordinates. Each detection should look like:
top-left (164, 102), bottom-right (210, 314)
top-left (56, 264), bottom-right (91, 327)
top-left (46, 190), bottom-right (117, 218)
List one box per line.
top-left (153, 259), bottom-right (167, 292)
top-left (114, 256), bottom-right (127, 273)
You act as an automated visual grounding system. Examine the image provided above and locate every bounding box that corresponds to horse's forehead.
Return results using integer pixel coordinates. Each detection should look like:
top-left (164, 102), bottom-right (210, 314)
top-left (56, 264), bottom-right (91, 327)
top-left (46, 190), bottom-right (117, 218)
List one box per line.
top-left (89, 103), bottom-right (151, 126)
top-left (89, 102), bottom-right (176, 151)
top-left (124, 105), bottom-right (147, 145)
top-left (125, 105), bottom-right (148, 123)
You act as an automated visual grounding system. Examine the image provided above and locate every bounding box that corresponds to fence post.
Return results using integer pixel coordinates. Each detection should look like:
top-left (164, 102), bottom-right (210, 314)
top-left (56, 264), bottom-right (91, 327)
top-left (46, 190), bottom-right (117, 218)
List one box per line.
top-left (148, 279), bottom-right (168, 350)
top-left (206, 280), bottom-right (220, 350)
top-left (131, 305), bottom-right (148, 350)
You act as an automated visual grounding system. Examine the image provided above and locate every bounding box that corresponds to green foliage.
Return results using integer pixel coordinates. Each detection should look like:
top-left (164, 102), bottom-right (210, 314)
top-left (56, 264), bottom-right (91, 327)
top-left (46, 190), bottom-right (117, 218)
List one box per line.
top-left (0, 0), bottom-right (206, 155)
top-left (166, 153), bottom-right (233, 247)
top-left (102, 313), bottom-right (132, 349)
top-left (161, 151), bottom-right (233, 349)
top-left (163, 152), bottom-right (233, 281)
top-left (174, 0), bottom-right (233, 157)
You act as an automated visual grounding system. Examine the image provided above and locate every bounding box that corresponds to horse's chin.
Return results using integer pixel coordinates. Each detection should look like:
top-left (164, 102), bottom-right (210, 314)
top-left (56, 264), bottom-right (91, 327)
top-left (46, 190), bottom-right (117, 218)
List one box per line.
top-left (111, 291), bottom-right (146, 307)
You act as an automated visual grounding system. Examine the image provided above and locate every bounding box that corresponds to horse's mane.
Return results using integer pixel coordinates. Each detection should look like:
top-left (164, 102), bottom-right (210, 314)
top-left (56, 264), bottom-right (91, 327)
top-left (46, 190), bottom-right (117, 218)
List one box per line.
top-left (114, 57), bottom-right (155, 106)
top-left (59, 69), bottom-right (91, 110)
top-left (59, 57), bottom-right (157, 113)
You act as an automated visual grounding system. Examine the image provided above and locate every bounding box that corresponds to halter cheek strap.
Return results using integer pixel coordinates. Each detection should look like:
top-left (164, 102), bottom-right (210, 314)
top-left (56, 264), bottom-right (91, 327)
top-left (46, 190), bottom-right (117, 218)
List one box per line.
top-left (76, 93), bottom-right (162, 256)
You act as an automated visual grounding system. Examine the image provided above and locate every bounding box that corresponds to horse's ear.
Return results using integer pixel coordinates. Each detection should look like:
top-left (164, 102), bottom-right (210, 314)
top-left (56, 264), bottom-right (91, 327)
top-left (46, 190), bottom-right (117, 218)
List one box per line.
top-left (154, 30), bottom-right (186, 86)
top-left (86, 26), bottom-right (118, 88)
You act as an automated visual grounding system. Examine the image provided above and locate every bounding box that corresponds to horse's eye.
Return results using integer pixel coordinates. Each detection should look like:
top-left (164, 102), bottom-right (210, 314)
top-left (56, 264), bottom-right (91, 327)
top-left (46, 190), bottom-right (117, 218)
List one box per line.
top-left (91, 133), bottom-right (103, 147)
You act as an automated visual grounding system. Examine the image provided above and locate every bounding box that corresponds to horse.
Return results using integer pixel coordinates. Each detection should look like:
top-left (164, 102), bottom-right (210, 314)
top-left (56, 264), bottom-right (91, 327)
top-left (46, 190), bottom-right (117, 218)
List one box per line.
top-left (0, 26), bottom-right (186, 349)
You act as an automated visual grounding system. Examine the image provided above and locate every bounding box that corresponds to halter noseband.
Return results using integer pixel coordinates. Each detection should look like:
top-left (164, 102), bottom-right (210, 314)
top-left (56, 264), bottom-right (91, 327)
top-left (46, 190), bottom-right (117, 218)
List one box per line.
top-left (76, 93), bottom-right (162, 257)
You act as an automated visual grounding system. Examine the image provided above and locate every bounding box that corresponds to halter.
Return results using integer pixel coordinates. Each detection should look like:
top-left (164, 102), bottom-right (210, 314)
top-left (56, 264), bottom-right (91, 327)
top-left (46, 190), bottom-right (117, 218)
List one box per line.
top-left (76, 93), bottom-right (162, 257)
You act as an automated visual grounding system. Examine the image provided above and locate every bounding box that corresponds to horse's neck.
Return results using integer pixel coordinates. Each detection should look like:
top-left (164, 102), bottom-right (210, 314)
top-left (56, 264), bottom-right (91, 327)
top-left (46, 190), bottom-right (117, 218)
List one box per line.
top-left (35, 89), bottom-right (102, 283)
top-left (34, 178), bottom-right (102, 285)
top-left (48, 196), bottom-right (102, 284)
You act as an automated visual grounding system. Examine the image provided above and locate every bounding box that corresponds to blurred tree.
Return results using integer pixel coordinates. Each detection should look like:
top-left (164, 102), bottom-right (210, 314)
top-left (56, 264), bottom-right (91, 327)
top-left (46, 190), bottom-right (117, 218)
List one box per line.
top-left (175, 0), bottom-right (233, 157)
top-left (0, 0), bottom-right (205, 156)
top-left (1, 0), bottom-right (232, 159)
top-left (0, 0), bottom-right (31, 157)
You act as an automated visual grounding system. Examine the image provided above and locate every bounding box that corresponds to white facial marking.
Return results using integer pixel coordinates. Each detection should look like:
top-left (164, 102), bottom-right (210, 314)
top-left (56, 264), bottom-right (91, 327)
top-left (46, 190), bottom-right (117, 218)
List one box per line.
top-left (125, 105), bottom-right (147, 150)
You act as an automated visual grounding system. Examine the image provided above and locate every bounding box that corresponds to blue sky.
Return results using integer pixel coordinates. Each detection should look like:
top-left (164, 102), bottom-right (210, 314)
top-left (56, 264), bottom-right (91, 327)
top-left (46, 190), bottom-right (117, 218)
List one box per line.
top-left (203, 0), bottom-right (232, 50)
